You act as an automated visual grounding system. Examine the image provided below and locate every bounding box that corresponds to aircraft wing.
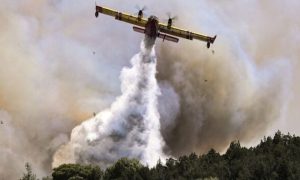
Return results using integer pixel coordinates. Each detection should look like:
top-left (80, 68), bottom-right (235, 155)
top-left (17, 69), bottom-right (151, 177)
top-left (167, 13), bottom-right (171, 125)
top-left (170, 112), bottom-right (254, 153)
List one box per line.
top-left (95, 6), bottom-right (147, 28)
top-left (158, 23), bottom-right (217, 48)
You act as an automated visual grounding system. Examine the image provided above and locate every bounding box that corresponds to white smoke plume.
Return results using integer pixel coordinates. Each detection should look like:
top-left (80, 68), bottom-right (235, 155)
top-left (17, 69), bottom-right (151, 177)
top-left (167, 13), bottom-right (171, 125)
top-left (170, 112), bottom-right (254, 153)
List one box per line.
top-left (53, 40), bottom-right (167, 168)
top-left (0, 0), bottom-right (299, 179)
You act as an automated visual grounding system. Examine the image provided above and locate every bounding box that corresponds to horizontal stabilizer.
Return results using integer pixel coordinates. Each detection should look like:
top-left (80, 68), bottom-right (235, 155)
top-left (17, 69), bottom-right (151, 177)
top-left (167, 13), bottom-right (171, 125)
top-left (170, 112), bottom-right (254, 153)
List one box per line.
top-left (133, 26), bottom-right (145, 34)
top-left (133, 26), bottom-right (179, 43)
top-left (158, 33), bottom-right (179, 43)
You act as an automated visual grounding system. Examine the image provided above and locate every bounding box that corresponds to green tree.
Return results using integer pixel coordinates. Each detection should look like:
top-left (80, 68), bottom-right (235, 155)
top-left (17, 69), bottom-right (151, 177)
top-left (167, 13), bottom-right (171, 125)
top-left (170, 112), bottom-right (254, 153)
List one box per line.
top-left (20, 163), bottom-right (37, 180)
top-left (103, 158), bottom-right (143, 180)
top-left (44, 131), bottom-right (300, 180)
top-left (52, 164), bottom-right (102, 180)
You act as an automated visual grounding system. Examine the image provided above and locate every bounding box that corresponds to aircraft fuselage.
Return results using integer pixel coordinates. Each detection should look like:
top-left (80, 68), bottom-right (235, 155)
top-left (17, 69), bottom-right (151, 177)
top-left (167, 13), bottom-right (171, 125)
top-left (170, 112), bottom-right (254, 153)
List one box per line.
top-left (145, 16), bottom-right (159, 40)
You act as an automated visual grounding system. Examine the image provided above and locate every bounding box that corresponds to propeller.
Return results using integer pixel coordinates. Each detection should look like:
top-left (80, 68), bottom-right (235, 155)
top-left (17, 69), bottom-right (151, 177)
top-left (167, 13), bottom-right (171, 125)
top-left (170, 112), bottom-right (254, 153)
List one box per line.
top-left (167, 12), bottom-right (178, 21)
top-left (135, 5), bottom-right (147, 12)
top-left (165, 12), bottom-right (178, 27)
top-left (134, 5), bottom-right (147, 17)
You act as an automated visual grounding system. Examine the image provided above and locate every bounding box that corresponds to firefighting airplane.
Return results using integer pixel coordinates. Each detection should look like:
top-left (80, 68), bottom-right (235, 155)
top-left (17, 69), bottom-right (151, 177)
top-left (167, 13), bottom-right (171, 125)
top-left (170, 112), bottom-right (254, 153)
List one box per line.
top-left (95, 5), bottom-right (217, 48)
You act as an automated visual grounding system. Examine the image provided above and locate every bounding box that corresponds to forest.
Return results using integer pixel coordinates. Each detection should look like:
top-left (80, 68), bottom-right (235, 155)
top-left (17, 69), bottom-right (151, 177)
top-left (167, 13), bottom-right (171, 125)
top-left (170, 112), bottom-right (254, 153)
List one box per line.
top-left (21, 131), bottom-right (300, 180)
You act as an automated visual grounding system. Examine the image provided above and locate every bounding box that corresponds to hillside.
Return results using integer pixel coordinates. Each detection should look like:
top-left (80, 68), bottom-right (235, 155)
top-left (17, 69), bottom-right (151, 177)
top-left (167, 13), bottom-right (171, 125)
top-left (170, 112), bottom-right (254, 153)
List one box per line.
top-left (21, 131), bottom-right (300, 179)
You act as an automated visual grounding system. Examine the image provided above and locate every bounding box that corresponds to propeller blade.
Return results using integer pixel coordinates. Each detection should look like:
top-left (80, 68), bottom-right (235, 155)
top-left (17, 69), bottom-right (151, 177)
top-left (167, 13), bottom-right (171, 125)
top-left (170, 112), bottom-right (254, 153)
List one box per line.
top-left (167, 12), bottom-right (172, 18)
top-left (135, 5), bottom-right (147, 11)
top-left (166, 12), bottom-right (178, 20)
top-left (141, 6), bottom-right (147, 11)
top-left (171, 16), bottom-right (178, 20)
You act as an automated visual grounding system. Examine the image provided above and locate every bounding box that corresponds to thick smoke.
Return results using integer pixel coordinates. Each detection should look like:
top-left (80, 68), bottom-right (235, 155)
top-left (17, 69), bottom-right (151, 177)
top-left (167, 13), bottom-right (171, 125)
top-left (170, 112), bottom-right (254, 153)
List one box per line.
top-left (53, 39), bottom-right (167, 168)
top-left (157, 42), bottom-right (290, 155)
top-left (0, 0), bottom-right (299, 179)
top-left (154, 0), bottom-right (297, 155)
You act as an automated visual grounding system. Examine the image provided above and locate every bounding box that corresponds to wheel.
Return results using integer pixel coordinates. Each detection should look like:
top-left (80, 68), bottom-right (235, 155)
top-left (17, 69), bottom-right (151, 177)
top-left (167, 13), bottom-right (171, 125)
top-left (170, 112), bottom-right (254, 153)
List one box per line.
top-left (95, 12), bottom-right (99, 18)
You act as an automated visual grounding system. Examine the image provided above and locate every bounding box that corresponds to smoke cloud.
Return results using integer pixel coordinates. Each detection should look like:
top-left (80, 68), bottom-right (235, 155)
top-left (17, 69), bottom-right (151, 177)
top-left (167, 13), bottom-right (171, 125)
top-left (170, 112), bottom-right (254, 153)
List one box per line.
top-left (0, 0), bottom-right (299, 179)
top-left (53, 40), bottom-right (167, 168)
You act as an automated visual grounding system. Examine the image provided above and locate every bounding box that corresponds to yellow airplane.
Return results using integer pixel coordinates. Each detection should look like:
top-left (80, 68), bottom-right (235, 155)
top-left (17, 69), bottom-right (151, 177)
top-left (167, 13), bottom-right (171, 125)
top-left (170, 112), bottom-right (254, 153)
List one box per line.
top-left (95, 5), bottom-right (217, 48)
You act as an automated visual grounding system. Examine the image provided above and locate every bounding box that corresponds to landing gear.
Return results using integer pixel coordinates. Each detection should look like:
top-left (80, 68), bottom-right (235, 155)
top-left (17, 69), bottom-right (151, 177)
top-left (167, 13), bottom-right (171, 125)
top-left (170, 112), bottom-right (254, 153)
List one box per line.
top-left (95, 11), bottom-right (99, 18)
